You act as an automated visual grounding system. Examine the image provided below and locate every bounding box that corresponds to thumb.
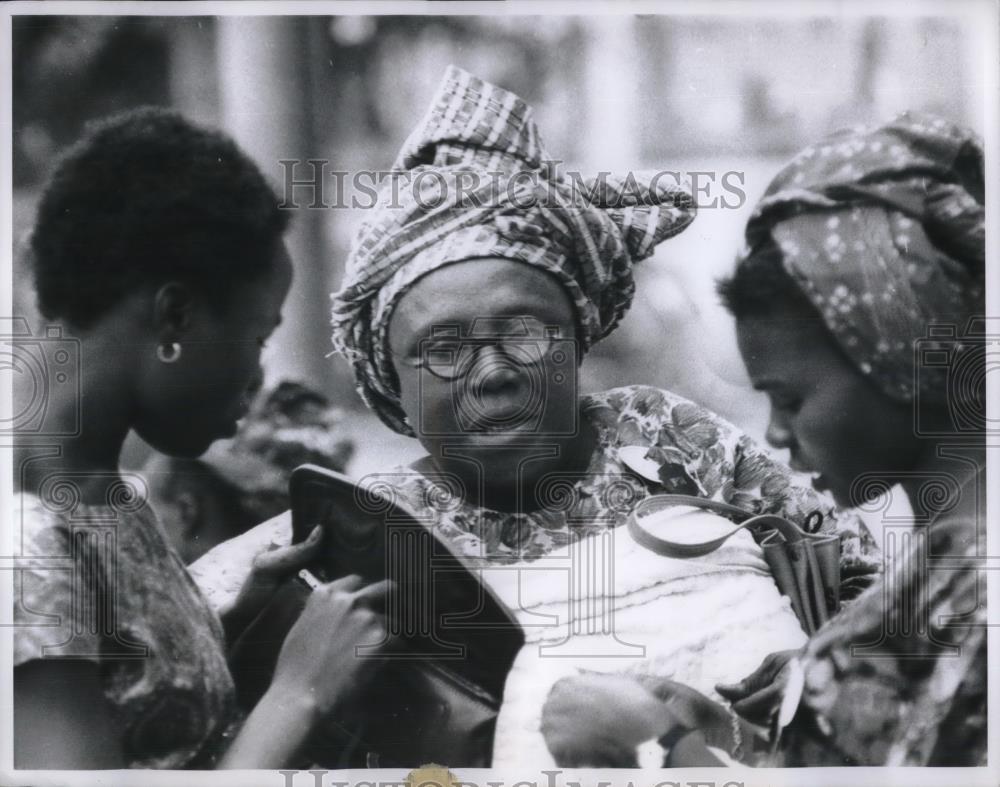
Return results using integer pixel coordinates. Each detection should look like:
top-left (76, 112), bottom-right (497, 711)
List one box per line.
top-left (253, 525), bottom-right (323, 575)
top-left (715, 679), bottom-right (747, 700)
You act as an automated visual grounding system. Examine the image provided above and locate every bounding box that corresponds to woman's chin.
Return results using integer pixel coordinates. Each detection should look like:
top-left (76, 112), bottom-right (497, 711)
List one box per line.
top-left (141, 430), bottom-right (223, 461)
top-left (809, 471), bottom-right (843, 502)
top-left (427, 425), bottom-right (555, 454)
top-left (825, 478), bottom-right (857, 509)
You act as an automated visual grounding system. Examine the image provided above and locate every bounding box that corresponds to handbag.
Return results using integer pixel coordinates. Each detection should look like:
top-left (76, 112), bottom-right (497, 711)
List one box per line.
top-left (628, 494), bottom-right (841, 635)
top-left (227, 465), bottom-right (525, 768)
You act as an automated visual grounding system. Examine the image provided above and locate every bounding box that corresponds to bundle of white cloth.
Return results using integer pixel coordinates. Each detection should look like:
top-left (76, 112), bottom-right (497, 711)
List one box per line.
top-left (478, 507), bottom-right (809, 768)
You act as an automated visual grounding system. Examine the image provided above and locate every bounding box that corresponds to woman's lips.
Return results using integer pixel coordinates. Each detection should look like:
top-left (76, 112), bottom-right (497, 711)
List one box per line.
top-left (461, 405), bottom-right (534, 432)
top-left (465, 417), bottom-right (534, 434)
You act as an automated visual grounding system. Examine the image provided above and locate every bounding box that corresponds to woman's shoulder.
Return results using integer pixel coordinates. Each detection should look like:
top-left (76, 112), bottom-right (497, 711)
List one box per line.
top-left (585, 384), bottom-right (700, 415)
top-left (583, 385), bottom-right (744, 447)
top-left (14, 491), bottom-right (237, 768)
top-left (13, 490), bottom-right (159, 568)
top-left (14, 484), bottom-right (161, 541)
top-left (12, 492), bottom-right (138, 664)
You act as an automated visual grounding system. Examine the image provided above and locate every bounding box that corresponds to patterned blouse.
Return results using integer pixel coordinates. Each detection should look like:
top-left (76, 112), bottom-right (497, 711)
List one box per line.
top-left (190, 385), bottom-right (881, 618)
top-left (381, 386), bottom-right (881, 576)
top-left (780, 464), bottom-right (987, 766)
top-left (13, 492), bottom-right (238, 768)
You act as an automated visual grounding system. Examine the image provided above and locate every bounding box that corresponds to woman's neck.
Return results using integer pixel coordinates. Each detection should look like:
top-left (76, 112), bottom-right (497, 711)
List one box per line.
top-left (16, 328), bottom-right (136, 501)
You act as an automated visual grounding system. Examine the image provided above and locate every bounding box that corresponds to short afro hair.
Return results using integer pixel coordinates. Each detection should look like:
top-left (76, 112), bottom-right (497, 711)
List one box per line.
top-left (716, 239), bottom-right (822, 322)
top-left (30, 107), bottom-right (291, 328)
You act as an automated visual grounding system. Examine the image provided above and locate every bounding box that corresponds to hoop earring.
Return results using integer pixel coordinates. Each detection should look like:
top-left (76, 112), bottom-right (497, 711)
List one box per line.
top-left (156, 342), bottom-right (182, 364)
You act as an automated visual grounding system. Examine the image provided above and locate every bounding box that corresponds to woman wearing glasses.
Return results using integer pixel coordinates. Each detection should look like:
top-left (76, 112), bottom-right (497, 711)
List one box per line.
top-left (194, 66), bottom-right (881, 767)
top-left (322, 65), bottom-right (878, 570)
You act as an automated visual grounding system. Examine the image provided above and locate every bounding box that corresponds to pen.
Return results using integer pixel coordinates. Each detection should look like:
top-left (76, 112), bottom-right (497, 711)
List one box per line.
top-left (297, 568), bottom-right (323, 590)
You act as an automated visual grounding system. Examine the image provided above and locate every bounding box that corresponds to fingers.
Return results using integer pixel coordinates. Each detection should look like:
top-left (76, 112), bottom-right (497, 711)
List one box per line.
top-left (298, 575), bottom-right (395, 653)
top-left (715, 680), bottom-right (749, 700)
top-left (716, 671), bottom-right (770, 701)
top-left (351, 579), bottom-right (394, 607)
top-left (731, 683), bottom-right (784, 725)
top-left (349, 580), bottom-right (396, 649)
top-left (252, 525), bottom-right (323, 575)
top-left (300, 576), bottom-right (382, 635)
top-left (659, 681), bottom-right (721, 730)
top-left (715, 649), bottom-right (791, 700)
top-left (305, 574), bottom-right (394, 606)
top-left (715, 651), bottom-right (794, 724)
top-left (660, 695), bottom-right (700, 731)
top-left (321, 574), bottom-right (366, 594)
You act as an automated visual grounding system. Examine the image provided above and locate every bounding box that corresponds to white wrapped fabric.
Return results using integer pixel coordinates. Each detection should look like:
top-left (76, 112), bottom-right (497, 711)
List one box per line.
top-left (483, 507), bottom-right (808, 767)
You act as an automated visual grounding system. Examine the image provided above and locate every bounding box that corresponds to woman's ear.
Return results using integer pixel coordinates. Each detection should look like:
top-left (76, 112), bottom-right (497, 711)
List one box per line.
top-left (151, 281), bottom-right (197, 341)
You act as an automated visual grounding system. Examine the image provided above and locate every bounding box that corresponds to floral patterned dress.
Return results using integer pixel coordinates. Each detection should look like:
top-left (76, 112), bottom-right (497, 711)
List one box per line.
top-left (780, 463), bottom-right (987, 766)
top-left (384, 385), bottom-right (881, 581)
top-left (190, 384), bottom-right (881, 638)
top-left (13, 492), bottom-right (238, 768)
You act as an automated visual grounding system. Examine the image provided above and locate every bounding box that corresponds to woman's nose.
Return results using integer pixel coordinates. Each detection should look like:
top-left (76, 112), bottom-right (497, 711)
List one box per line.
top-left (471, 345), bottom-right (524, 391)
top-left (765, 413), bottom-right (795, 450)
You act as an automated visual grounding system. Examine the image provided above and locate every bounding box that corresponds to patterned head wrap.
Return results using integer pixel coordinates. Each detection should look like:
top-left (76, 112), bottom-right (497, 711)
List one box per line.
top-left (739, 111), bottom-right (985, 406)
top-left (331, 65), bottom-right (696, 435)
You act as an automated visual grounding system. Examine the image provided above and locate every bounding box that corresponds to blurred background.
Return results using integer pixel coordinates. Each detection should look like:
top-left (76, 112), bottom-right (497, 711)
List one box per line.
top-left (11, 12), bottom-right (987, 477)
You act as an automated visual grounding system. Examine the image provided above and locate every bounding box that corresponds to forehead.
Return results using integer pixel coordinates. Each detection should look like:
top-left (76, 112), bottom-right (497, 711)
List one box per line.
top-left (736, 314), bottom-right (838, 384)
top-left (229, 242), bottom-right (291, 319)
top-left (389, 257), bottom-right (575, 344)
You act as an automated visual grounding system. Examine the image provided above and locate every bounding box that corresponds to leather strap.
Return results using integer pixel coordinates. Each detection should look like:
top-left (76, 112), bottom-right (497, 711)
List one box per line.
top-left (634, 493), bottom-right (753, 522)
top-left (628, 495), bottom-right (778, 557)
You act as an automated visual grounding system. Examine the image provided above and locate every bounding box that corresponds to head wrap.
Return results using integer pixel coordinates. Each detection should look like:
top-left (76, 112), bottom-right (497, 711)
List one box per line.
top-left (331, 65), bottom-right (696, 435)
top-left (739, 111), bottom-right (985, 406)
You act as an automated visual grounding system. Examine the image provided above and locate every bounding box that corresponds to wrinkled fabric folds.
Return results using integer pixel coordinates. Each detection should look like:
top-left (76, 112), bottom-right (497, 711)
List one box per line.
top-left (331, 65), bottom-right (696, 434)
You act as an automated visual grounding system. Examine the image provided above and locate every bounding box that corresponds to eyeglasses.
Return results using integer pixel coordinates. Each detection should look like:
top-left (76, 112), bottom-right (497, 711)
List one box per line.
top-left (394, 317), bottom-right (569, 381)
